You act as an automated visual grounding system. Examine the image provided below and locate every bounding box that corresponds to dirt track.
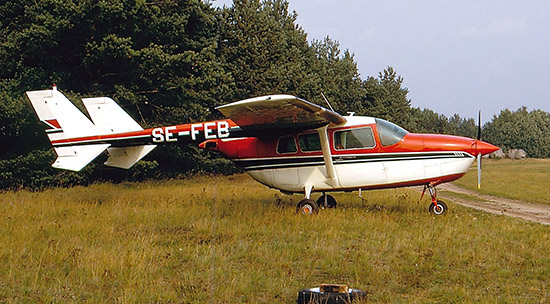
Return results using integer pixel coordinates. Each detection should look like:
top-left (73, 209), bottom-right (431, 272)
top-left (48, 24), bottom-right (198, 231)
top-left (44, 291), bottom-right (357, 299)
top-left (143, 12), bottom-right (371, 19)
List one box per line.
top-left (436, 183), bottom-right (550, 225)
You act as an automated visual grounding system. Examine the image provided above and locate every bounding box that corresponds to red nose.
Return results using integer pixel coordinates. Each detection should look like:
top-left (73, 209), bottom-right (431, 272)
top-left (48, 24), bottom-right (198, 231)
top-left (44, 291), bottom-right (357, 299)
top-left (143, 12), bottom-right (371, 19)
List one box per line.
top-left (475, 140), bottom-right (500, 156)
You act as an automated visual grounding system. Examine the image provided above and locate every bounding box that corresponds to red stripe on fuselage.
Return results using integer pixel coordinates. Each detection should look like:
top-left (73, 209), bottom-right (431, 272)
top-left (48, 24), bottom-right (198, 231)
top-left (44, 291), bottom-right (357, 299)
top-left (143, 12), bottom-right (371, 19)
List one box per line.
top-left (50, 119), bottom-right (238, 146)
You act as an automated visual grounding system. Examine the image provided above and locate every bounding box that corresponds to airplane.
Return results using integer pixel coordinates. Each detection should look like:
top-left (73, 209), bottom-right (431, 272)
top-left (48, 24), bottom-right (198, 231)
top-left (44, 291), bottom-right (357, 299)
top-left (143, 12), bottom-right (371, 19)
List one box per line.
top-left (26, 85), bottom-right (499, 215)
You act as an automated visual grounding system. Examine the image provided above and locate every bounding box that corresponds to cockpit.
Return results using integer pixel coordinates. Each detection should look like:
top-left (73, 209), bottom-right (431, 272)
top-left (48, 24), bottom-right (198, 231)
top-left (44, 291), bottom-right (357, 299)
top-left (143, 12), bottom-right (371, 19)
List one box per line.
top-left (375, 118), bottom-right (408, 146)
top-left (275, 118), bottom-right (408, 154)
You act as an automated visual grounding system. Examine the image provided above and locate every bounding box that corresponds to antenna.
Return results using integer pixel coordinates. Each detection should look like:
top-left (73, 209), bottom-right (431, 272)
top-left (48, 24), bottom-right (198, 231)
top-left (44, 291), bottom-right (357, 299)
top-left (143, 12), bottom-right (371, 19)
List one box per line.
top-left (320, 92), bottom-right (335, 112)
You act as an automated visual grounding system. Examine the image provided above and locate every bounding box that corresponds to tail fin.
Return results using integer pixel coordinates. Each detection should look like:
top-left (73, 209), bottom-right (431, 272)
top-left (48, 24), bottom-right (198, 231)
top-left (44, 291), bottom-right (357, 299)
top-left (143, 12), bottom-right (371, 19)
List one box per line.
top-left (82, 96), bottom-right (156, 169)
top-left (26, 87), bottom-right (98, 141)
top-left (82, 97), bottom-right (143, 134)
top-left (26, 86), bottom-right (155, 171)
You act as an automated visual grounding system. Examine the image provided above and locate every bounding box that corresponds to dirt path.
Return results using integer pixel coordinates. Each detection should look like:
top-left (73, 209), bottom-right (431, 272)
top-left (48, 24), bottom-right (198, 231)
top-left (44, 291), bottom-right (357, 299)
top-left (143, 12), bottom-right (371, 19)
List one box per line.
top-left (435, 183), bottom-right (550, 225)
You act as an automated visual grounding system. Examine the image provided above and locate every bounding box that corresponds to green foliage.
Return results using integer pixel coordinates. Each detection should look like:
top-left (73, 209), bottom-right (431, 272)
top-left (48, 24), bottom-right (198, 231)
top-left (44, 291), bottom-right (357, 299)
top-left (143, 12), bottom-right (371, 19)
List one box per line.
top-left (0, 149), bottom-right (167, 190)
top-left (358, 67), bottom-right (412, 128)
top-left (484, 107), bottom-right (550, 158)
top-left (218, 0), bottom-right (315, 101)
top-left (148, 145), bottom-right (241, 176)
top-left (0, 149), bottom-right (86, 190)
top-left (308, 37), bottom-right (363, 112)
top-left (0, 0), bottom-right (227, 121)
top-left (409, 108), bottom-right (477, 138)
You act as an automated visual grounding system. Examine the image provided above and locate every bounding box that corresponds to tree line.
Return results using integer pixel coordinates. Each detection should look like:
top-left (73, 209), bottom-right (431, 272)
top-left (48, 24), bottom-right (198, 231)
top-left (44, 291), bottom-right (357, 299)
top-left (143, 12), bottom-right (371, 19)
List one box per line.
top-left (1, 0), bottom-right (548, 190)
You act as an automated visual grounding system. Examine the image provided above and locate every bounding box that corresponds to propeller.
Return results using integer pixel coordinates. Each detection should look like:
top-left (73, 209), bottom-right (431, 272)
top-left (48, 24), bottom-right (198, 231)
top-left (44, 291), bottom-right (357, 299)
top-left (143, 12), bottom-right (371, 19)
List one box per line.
top-left (476, 111), bottom-right (482, 190)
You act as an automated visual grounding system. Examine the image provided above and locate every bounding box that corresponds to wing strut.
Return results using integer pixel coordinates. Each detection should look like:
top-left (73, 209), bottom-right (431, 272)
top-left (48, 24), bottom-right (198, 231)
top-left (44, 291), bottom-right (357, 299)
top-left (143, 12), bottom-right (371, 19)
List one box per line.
top-left (317, 126), bottom-right (339, 187)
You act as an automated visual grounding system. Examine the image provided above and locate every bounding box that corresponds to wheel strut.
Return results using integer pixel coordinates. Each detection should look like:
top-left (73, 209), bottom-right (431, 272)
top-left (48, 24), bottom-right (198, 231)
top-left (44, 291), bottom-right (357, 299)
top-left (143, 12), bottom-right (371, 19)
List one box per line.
top-left (422, 183), bottom-right (447, 215)
top-left (317, 193), bottom-right (337, 209)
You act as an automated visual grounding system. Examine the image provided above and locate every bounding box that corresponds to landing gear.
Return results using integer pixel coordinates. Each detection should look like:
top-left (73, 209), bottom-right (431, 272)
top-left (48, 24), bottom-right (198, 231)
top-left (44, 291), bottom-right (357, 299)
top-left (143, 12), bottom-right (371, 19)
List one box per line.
top-left (422, 183), bottom-right (448, 215)
top-left (429, 200), bottom-right (447, 215)
top-left (296, 199), bottom-right (320, 215)
top-left (296, 193), bottom-right (337, 215)
top-left (317, 194), bottom-right (337, 208)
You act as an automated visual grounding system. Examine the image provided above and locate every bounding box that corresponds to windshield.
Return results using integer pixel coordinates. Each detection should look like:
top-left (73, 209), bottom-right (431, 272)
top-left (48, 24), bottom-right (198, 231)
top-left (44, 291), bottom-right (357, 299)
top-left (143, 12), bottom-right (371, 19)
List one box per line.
top-left (375, 118), bottom-right (408, 146)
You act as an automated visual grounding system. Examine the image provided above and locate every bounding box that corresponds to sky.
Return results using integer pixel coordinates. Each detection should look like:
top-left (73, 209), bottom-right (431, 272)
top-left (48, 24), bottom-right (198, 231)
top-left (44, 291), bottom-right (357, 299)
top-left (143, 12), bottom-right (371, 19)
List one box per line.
top-left (212, 0), bottom-right (550, 122)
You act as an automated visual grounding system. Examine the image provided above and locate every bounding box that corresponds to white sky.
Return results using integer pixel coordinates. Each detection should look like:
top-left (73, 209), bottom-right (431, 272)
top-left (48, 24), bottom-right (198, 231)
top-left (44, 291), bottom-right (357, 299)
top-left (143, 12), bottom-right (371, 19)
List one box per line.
top-left (211, 0), bottom-right (550, 122)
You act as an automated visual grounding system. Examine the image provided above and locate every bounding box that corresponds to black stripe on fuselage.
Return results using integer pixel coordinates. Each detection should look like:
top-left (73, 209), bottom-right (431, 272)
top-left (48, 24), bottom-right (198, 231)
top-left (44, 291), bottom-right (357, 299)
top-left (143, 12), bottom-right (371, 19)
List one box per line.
top-left (46, 129), bottom-right (64, 134)
top-left (234, 152), bottom-right (474, 171)
top-left (51, 126), bottom-right (248, 148)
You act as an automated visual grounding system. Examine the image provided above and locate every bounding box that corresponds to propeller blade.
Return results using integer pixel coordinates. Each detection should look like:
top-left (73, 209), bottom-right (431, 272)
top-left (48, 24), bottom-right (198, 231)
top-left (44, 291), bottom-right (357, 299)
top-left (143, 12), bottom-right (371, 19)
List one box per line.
top-left (477, 153), bottom-right (482, 190)
top-left (477, 110), bottom-right (482, 140)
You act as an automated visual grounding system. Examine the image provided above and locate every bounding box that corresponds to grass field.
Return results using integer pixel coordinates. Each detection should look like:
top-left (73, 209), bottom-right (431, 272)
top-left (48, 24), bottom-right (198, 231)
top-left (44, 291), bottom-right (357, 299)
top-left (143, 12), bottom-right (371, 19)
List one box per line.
top-left (453, 159), bottom-right (550, 205)
top-left (1, 171), bottom-right (550, 303)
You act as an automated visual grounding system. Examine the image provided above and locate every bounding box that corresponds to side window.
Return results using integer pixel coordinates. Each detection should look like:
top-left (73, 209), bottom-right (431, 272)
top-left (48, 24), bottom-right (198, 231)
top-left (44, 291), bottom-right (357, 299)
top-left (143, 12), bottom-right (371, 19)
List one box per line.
top-left (277, 136), bottom-right (297, 154)
top-left (334, 127), bottom-right (376, 150)
top-left (298, 133), bottom-right (321, 152)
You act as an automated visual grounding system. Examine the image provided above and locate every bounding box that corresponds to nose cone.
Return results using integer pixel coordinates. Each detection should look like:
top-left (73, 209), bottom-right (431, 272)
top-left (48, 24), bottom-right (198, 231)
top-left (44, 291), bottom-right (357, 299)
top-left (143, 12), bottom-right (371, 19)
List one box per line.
top-left (398, 133), bottom-right (499, 157)
top-left (475, 140), bottom-right (500, 156)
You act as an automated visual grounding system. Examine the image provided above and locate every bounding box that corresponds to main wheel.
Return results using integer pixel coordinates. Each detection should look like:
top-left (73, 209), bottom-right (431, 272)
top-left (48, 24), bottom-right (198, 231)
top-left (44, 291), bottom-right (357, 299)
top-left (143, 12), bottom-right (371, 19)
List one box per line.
top-left (429, 200), bottom-right (448, 215)
top-left (316, 194), bottom-right (337, 208)
top-left (296, 199), bottom-right (320, 215)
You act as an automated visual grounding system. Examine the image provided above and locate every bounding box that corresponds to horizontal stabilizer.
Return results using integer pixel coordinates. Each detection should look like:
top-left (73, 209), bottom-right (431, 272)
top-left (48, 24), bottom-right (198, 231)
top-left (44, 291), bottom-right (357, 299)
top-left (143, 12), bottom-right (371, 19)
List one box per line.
top-left (104, 145), bottom-right (157, 169)
top-left (83, 97), bottom-right (143, 133)
top-left (53, 144), bottom-right (111, 171)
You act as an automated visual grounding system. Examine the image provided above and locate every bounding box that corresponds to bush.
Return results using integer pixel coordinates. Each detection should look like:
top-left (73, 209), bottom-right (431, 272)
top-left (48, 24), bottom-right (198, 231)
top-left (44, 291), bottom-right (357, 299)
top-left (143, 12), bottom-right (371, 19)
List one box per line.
top-left (484, 107), bottom-right (550, 158)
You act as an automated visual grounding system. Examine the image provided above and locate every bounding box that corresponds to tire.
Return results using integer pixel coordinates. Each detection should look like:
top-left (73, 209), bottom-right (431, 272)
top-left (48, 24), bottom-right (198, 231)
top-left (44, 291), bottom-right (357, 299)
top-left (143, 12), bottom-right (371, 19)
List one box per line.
top-left (428, 200), bottom-right (447, 215)
top-left (296, 199), bottom-right (319, 215)
top-left (297, 288), bottom-right (367, 304)
top-left (317, 194), bottom-right (337, 208)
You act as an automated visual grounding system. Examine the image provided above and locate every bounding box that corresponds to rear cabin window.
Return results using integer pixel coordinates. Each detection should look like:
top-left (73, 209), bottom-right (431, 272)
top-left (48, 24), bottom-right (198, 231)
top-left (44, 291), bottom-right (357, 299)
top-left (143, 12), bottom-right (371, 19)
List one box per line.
top-left (298, 133), bottom-right (321, 152)
top-left (276, 136), bottom-right (297, 154)
top-left (334, 127), bottom-right (376, 150)
top-left (375, 118), bottom-right (408, 147)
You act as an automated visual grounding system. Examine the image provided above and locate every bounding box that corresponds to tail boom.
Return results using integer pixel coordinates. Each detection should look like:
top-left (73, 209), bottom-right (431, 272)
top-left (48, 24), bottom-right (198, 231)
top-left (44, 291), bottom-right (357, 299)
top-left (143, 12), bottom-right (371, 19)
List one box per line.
top-left (26, 87), bottom-right (157, 171)
top-left (26, 87), bottom-right (239, 171)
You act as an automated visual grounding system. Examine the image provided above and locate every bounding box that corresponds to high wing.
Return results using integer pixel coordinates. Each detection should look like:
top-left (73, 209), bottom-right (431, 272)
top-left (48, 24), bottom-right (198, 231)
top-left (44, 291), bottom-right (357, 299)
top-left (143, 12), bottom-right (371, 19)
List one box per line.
top-left (216, 95), bottom-right (346, 131)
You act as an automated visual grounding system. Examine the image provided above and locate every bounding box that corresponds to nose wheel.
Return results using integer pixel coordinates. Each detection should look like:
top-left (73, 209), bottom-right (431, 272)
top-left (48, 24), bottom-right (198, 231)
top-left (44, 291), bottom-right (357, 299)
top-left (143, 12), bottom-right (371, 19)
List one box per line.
top-left (429, 200), bottom-right (447, 215)
top-left (422, 184), bottom-right (448, 215)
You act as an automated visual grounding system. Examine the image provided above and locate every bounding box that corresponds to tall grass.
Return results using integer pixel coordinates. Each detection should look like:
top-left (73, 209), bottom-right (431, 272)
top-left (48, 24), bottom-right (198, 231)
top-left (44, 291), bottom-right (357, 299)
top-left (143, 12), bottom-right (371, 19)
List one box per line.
top-left (1, 174), bottom-right (549, 302)
top-left (454, 159), bottom-right (550, 205)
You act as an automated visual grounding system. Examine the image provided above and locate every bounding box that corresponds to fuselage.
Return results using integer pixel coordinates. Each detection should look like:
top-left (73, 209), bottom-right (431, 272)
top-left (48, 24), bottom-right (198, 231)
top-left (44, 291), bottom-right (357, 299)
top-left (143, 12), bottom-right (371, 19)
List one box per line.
top-left (47, 114), bottom-right (498, 193)
top-left (205, 116), bottom-right (498, 193)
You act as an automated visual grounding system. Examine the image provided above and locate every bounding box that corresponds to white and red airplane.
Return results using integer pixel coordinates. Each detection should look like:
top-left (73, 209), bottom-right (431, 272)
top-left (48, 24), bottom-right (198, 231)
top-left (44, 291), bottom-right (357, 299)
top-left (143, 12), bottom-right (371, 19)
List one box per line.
top-left (26, 86), bottom-right (499, 215)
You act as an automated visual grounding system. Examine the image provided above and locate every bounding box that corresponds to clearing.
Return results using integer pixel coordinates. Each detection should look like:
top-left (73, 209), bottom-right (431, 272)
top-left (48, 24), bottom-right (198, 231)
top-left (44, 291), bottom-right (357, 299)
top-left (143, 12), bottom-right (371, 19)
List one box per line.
top-left (440, 183), bottom-right (550, 225)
